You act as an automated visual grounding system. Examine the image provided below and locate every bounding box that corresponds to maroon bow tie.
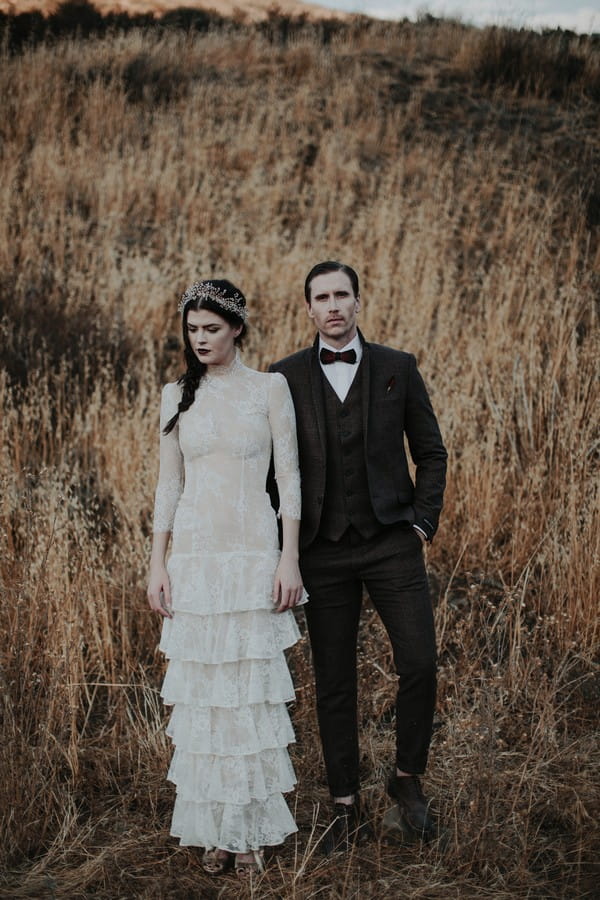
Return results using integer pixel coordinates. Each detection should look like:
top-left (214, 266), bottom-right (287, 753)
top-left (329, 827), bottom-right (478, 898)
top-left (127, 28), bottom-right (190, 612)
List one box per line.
top-left (320, 348), bottom-right (357, 365)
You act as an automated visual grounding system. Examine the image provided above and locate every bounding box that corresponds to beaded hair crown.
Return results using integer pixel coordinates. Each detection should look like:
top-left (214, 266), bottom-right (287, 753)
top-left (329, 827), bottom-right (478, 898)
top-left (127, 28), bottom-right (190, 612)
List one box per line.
top-left (178, 281), bottom-right (248, 322)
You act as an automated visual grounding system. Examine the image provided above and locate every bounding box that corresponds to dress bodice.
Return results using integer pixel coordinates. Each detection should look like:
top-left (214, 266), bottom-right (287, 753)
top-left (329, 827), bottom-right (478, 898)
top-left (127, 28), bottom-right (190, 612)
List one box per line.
top-left (153, 358), bottom-right (301, 543)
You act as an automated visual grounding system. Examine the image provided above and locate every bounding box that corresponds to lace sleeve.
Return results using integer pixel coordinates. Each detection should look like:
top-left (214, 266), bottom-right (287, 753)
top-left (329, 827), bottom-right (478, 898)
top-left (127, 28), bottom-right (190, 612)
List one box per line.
top-left (268, 373), bottom-right (301, 520)
top-left (152, 383), bottom-right (184, 533)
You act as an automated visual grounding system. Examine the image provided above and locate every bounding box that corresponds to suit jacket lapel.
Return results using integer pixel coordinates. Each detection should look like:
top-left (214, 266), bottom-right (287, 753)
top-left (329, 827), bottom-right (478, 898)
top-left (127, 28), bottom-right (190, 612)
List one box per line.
top-left (359, 330), bottom-right (371, 451)
top-left (309, 335), bottom-right (327, 458)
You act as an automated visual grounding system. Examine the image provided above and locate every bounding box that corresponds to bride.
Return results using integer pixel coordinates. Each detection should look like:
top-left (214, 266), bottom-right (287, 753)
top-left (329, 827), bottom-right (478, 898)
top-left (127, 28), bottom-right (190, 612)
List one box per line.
top-left (147, 279), bottom-right (304, 877)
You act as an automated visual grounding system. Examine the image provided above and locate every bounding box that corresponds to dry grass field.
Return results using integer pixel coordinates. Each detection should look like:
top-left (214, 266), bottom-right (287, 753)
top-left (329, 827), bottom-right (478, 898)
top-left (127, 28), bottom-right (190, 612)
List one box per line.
top-left (0, 5), bottom-right (599, 898)
top-left (0, 0), bottom-right (350, 21)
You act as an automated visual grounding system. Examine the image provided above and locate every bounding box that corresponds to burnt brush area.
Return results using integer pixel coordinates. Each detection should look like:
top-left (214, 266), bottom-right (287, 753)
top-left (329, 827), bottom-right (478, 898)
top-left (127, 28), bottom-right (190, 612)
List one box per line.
top-left (0, 0), bottom-right (349, 51)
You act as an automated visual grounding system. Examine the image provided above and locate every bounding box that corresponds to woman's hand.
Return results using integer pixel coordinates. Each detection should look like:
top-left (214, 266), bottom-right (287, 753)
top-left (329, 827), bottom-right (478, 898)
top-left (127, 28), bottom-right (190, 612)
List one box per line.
top-left (273, 553), bottom-right (304, 613)
top-left (147, 564), bottom-right (173, 618)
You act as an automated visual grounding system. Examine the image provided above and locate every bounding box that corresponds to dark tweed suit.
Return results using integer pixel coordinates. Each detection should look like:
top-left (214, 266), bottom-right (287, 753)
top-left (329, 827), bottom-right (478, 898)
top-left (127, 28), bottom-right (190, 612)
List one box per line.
top-left (271, 331), bottom-right (447, 796)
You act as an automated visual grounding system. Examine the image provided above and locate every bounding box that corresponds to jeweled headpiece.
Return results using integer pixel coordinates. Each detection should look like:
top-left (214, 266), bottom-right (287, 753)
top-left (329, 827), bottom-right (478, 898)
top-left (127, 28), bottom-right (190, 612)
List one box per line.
top-left (177, 281), bottom-right (248, 322)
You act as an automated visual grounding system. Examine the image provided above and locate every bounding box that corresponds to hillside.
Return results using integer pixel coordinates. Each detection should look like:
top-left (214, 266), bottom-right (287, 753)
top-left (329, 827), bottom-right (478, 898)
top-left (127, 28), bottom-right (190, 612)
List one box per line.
top-left (0, 5), bottom-right (598, 899)
top-left (2, 0), bottom-right (352, 20)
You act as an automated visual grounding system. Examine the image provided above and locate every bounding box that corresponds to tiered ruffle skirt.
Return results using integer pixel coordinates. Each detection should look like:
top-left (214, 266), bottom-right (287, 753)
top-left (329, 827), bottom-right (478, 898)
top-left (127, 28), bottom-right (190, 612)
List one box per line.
top-left (159, 550), bottom-right (301, 852)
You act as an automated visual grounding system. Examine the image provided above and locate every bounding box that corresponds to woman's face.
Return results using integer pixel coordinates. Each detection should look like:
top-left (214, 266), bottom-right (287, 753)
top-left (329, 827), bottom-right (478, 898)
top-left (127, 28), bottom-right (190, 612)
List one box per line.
top-left (186, 307), bottom-right (242, 368)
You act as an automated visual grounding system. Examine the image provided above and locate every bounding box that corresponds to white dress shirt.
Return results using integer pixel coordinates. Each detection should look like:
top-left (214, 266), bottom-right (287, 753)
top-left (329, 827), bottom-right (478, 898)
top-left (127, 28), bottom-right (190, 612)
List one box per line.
top-left (318, 333), bottom-right (362, 402)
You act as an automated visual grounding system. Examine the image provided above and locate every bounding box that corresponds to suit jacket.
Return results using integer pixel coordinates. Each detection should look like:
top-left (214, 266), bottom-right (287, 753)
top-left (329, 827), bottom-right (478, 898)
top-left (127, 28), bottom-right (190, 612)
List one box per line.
top-left (269, 332), bottom-right (447, 550)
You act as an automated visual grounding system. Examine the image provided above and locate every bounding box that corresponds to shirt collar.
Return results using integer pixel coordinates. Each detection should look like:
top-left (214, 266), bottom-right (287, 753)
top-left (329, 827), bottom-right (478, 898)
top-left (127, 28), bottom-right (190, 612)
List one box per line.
top-left (319, 332), bottom-right (362, 358)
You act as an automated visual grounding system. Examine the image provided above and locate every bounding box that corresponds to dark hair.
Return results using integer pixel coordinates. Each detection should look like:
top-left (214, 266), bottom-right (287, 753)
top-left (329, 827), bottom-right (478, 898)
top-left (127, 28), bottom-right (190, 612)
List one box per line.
top-left (163, 279), bottom-right (248, 435)
top-left (304, 260), bottom-right (360, 303)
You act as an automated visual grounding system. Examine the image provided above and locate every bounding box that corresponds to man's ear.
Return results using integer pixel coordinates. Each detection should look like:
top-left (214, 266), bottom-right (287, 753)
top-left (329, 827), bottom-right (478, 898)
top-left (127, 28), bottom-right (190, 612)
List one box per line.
top-left (306, 301), bottom-right (315, 320)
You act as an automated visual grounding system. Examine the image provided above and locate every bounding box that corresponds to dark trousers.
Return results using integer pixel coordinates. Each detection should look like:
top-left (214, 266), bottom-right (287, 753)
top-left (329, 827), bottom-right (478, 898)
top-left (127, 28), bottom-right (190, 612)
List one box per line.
top-left (300, 525), bottom-right (437, 798)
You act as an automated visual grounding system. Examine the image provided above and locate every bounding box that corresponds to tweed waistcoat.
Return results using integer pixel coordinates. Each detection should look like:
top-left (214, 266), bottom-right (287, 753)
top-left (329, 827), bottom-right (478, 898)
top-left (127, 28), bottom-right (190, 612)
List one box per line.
top-left (318, 365), bottom-right (382, 541)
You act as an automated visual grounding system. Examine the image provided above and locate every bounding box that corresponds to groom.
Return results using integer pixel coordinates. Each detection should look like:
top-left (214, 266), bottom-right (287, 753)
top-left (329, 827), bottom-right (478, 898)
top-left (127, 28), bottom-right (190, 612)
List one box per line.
top-left (270, 261), bottom-right (447, 852)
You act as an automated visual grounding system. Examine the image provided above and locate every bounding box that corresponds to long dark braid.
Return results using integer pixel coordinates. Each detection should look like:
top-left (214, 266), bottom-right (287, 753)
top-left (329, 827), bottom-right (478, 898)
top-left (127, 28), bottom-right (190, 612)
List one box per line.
top-left (163, 279), bottom-right (248, 435)
top-left (163, 345), bottom-right (205, 435)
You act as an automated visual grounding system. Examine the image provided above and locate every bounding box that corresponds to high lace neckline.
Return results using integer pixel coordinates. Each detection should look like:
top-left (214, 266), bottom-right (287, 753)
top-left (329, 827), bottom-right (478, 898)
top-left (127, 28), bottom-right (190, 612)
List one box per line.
top-left (204, 352), bottom-right (243, 380)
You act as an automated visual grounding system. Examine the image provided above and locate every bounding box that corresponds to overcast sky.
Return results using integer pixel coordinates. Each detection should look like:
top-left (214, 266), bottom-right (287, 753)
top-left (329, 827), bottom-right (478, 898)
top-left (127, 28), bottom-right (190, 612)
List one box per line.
top-left (318, 1), bottom-right (599, 34)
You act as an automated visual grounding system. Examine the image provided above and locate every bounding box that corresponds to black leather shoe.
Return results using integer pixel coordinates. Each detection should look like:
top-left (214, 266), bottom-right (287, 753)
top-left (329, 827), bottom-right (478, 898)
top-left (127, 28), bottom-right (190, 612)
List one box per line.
top-left (319, 798), bottom-right (371, 855)
top-left (386, 774), bottom-right (437, 839)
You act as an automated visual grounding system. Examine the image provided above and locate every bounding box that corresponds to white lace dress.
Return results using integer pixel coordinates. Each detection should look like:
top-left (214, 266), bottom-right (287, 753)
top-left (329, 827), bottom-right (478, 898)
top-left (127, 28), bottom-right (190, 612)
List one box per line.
top-left (152, 355), bottom-right (304, 852)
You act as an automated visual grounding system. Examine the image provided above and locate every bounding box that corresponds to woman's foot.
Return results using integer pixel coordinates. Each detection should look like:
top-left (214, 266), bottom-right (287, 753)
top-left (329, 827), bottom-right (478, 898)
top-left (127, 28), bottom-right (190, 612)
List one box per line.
top-left (202, 848), bottom-right (233, 875)
top-left (234, 849), bottom-right (265, 878)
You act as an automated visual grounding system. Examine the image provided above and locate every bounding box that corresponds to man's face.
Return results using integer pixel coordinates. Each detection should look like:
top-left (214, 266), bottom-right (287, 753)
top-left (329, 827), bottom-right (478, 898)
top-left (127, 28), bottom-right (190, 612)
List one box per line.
top-left (306, 270), bottom-right (360, 349)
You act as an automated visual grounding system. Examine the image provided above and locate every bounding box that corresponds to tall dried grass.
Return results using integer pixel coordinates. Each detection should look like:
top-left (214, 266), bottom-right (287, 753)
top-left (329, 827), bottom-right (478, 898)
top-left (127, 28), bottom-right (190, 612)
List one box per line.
top-left (0, 14), bottom-right (598, 899)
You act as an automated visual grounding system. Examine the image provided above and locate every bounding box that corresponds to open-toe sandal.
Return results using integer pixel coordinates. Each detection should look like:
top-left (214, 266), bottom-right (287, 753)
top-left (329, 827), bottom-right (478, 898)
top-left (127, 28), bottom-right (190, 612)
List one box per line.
top-left (202, 848), bottom-right (233, 875)
top-left (235, 849), bottom-right (265, 878)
